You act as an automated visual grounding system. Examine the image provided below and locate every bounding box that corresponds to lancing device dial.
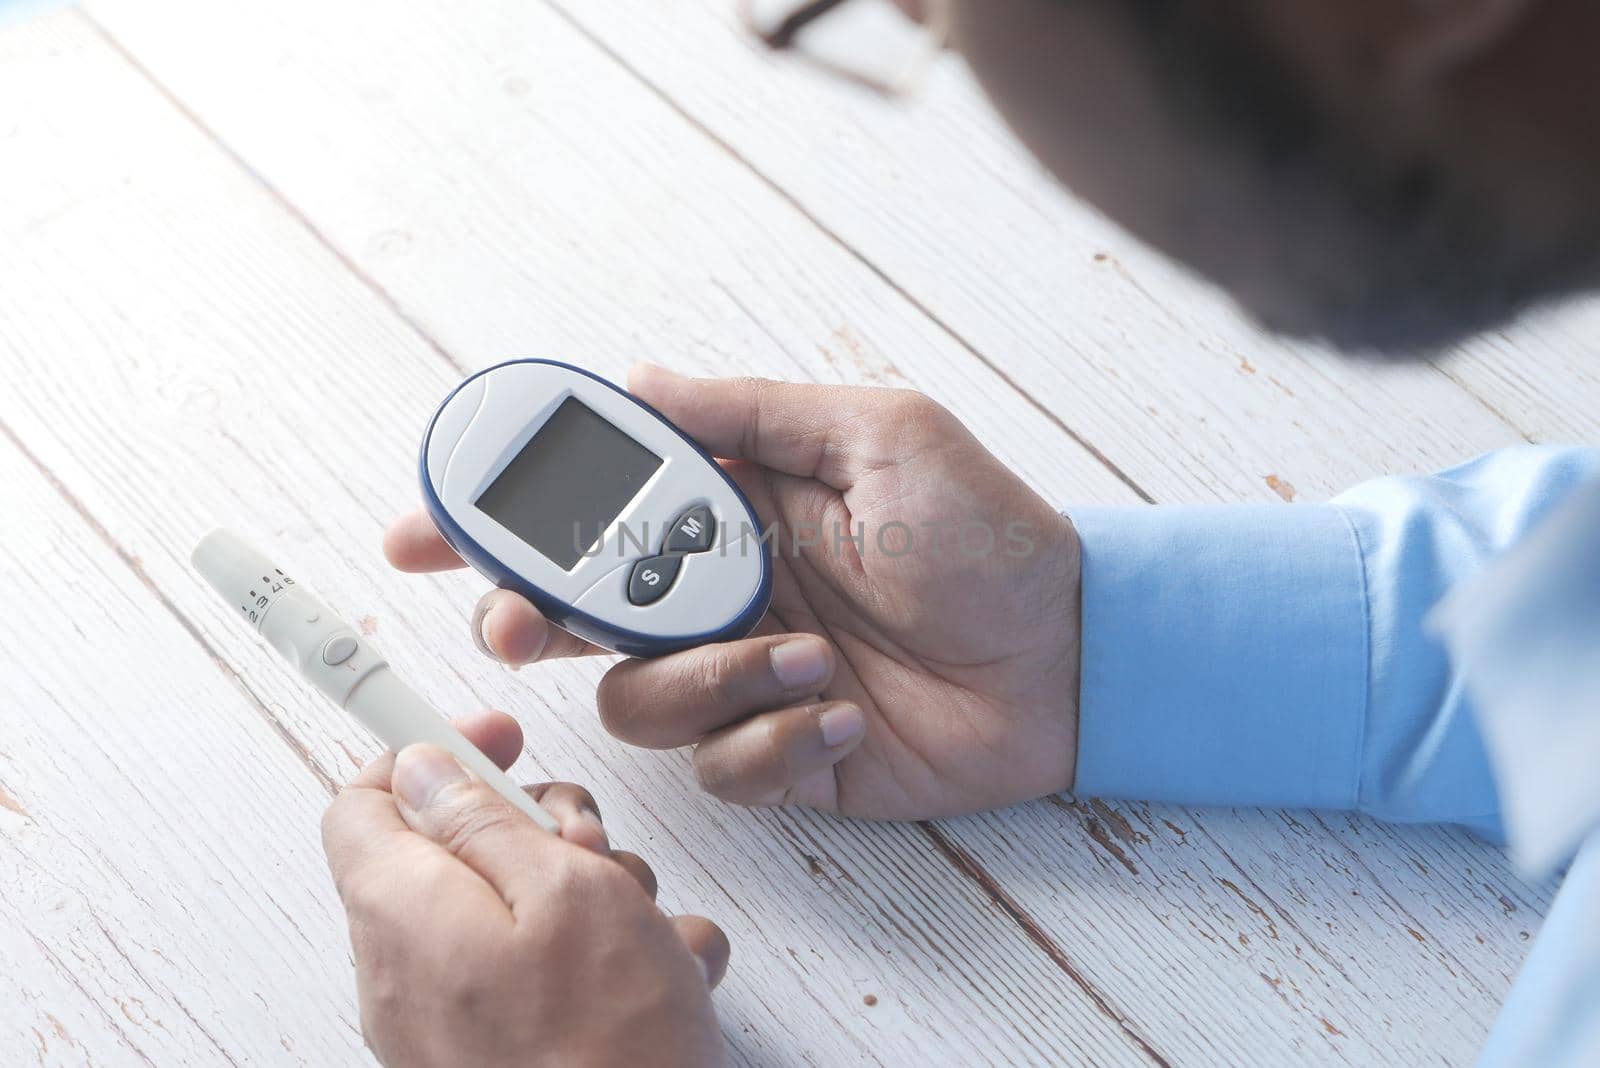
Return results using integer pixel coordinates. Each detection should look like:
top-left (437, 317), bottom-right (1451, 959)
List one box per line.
top-left (420, 359), bottom-right (773, 658)
top-left (241, 567), bottom-right (296, 627)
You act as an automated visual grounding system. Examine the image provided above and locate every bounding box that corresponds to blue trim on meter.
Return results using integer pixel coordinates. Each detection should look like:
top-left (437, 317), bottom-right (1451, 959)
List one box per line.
top-left (419, 359), bottom-right (773, 658)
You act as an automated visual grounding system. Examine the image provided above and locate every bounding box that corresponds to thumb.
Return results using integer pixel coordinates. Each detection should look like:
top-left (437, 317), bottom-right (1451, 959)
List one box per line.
top-left (629, 363), bottom-right (924, 490)
top-left (391, 744), bottom-right (560, 907)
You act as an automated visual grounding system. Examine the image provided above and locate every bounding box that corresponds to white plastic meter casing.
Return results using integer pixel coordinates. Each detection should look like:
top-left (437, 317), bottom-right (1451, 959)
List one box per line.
top-left (421, 360), bottom-right (772, 657)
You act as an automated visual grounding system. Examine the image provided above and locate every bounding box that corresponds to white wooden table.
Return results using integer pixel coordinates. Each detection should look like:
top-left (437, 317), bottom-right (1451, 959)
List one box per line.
top-left (4, 2), bottom-right (1596, 1064)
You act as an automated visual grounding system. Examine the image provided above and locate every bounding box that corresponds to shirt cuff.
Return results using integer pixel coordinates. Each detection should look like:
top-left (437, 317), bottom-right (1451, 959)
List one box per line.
top-left (1069, 504), bottom-right (1369, 809)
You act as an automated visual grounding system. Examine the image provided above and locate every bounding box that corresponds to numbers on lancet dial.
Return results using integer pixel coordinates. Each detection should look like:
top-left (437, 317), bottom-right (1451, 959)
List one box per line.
top-left (241, 567), bottom-right (295, 625)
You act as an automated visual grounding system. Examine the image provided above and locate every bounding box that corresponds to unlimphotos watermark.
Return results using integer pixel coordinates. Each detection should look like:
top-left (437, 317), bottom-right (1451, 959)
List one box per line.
top-left (564, 518), bottom-right (1040, 562)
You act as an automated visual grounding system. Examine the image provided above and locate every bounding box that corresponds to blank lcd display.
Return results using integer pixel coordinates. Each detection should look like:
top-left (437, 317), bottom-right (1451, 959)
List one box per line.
top-left (476, 397), bottom-right (662, 571)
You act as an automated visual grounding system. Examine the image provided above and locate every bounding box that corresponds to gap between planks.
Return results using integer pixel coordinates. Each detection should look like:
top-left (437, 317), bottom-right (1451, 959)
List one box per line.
top-left (77, 12), bottom-right (470, 389)
top-left (0, 415), bottom-right (339, 799)
top-left (66, 8), bottom-right (1179, 1063)
top-left (921, 822), bottom-right (1171, 1068)
top-left (533, 0), bottom-right (1542, 481)
top-left (530, 0), bottom-right (1157, 504)
top-left (79, 3), bottom-right (1537, 1055)
top-left (77, 2), bottom-right (1544, 1058)
top-left (470, 4), bottom-right (1555, 1043)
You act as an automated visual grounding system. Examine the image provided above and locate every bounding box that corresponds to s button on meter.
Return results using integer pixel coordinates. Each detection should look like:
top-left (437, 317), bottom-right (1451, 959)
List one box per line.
top-left (628, 555), bottom-right (682, 606)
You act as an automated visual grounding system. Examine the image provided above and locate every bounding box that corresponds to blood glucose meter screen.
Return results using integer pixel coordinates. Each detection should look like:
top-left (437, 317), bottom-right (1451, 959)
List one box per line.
top-left (476, 397), bottom-right (663, 571)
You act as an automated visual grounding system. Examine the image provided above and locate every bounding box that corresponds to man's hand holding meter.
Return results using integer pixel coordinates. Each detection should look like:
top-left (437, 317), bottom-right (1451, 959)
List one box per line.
top-left (335, 364), bottom-right (1072, 1065)
top-left (386, 363), bottom-right (1085, 819)
top-left (309, 0), bottom-right (1600, 1053)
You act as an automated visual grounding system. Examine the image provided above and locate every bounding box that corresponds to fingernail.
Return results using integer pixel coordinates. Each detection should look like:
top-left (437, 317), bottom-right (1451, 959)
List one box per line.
top-left (393, 746), bottom-right (467, 810)
top-left (818, 704), bottom-right (864, 748)
top-left (771, 639), bottom-right (829, 691)
top-left (572, 811), bottom-right (610, 854)
top-left (630, 362), bottom-right (684, 396)
top-left (472, 601), bottom-right (498, 660)
top-left (476, 599), bottom-right (538, 669)
top-left (633, 361), bottom-right (678, 381)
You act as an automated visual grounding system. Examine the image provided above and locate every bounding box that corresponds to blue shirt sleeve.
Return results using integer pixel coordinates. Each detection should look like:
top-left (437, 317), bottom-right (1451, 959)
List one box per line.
top-left (1069, 445), bottom-right (1600, 838)
top-left (1069, 444), bottom-right (1600, 1068)
top-left (1479, 830), bottom-right (1600, 1067)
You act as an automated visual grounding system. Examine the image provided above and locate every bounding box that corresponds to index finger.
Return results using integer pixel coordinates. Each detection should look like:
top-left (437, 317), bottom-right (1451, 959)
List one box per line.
top-left (628, 364), bottom-right (934, 490)
top-left (383, 509), bottom-right (468, 572)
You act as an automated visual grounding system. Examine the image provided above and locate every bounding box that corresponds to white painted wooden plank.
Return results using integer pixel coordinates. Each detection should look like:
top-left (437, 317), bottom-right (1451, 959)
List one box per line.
top-left (950, 800), bottom-right (1553, 1065)
top-left (507, 4), bottom-right (1568, 1059)
top-left (537, 0), bottom-right (1600, 489)
top-left (0, 13), bottom-right (1157, 1066)
top-left (526, 0), bottom-right (1576, 955)
top-left (75, 0), bottom-right (1137, 514)
top-left (1436, 308), bottom-right (1600, 443)
top-left (0, 433), bottom-right (366, 1065)
top-left (73, 1), bottom-right (1560, 1063)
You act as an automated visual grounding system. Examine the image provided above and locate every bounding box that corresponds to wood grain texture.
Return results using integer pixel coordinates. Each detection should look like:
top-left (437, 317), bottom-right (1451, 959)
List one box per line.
top-left (0, 420), bottom-right (366, 1065)
top-left (0, 0), bottom-right (1585, 1063)
top-left (80, 0), bottom-right (1567, 1064)
top-left (1, 11), bottom-right (1145, 1066)
top-left (541, 0), bottom-right (1600, 479)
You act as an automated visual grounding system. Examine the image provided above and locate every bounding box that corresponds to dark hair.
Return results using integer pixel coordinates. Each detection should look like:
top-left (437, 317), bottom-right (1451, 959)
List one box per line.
top-left (1107, 2), bottom-right (1600, 352)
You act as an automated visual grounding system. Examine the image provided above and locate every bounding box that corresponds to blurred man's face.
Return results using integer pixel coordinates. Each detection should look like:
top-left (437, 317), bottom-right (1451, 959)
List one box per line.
top-left (949, 0), bottom-right (1600, 353)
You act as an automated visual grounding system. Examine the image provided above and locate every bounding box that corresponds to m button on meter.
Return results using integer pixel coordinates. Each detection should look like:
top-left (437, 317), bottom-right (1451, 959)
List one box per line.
top-left (628, 555), bottom-right (683, 606)
top-left (665, 506), bottom-right (716, 555)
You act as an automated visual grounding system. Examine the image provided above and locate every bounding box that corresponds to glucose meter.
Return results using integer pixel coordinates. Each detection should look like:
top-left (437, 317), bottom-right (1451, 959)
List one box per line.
top-left (420, 360), bottom-right (772, 657)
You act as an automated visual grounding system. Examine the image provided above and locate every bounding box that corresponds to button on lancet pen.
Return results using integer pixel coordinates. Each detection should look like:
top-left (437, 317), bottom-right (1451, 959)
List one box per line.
top-left (191, 528), bottom-right (559, 833)
top-left (322, 635), bottom-right (358, 666)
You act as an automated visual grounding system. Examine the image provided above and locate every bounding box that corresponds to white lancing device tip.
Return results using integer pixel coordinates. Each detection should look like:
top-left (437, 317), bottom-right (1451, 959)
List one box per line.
top-left (191, 528), bottom-right (559, 833)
